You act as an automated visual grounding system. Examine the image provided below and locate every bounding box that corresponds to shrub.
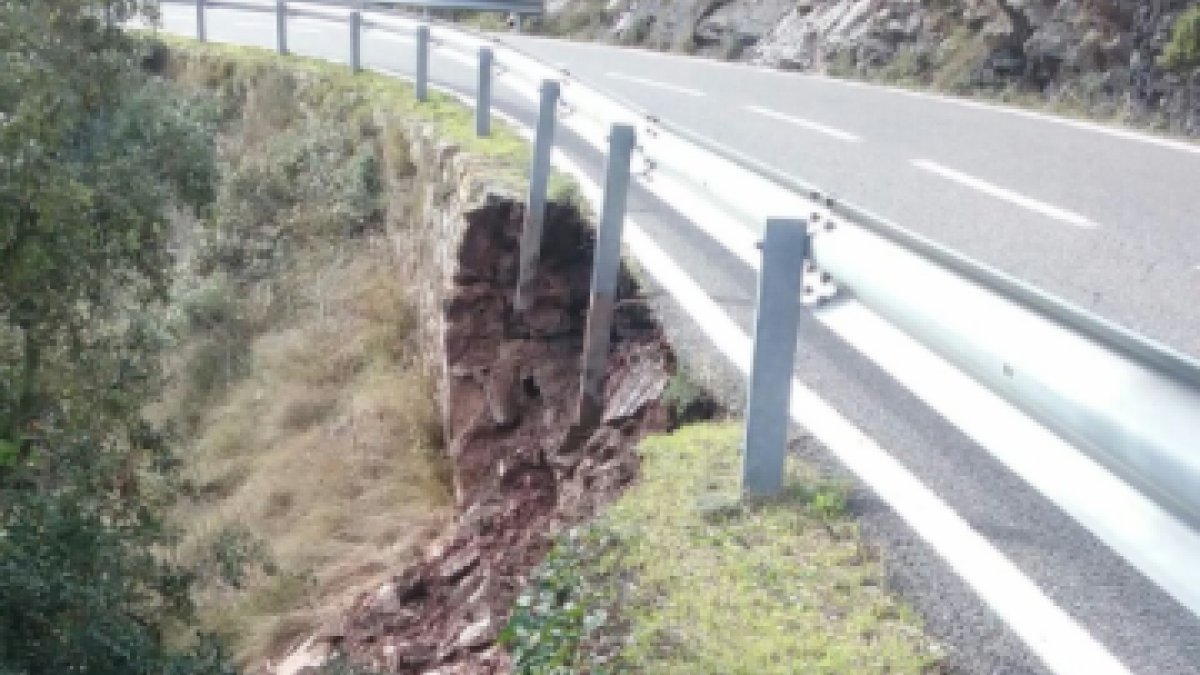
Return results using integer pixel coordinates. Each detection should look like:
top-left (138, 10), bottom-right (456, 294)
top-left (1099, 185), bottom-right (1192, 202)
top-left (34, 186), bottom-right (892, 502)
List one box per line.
top-left (1161, 6), bottom-right (1200, 72)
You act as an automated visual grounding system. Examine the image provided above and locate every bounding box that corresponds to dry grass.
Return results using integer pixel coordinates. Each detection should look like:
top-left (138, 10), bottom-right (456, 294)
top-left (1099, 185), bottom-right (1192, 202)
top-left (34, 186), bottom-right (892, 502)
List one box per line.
top-left (172, 240), bottom-right (453, 665)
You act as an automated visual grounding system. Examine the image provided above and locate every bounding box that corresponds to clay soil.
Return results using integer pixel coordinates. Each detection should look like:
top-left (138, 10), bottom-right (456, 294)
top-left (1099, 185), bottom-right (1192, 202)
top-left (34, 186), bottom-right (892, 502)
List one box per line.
top-left (294, 198), bottom-right (683, 674)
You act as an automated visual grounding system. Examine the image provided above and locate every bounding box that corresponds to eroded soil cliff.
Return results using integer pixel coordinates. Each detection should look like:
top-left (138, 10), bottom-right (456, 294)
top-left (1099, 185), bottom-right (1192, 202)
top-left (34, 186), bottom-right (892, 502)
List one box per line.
top-left (277, 199), bottom-right (680, 674)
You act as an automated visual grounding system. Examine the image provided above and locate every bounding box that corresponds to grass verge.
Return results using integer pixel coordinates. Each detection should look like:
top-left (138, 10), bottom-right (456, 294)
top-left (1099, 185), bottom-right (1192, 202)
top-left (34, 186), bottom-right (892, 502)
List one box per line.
top-left (153, 36), bottom-right (533, 190)
top-left (501, 423), bottom-right (943, 674)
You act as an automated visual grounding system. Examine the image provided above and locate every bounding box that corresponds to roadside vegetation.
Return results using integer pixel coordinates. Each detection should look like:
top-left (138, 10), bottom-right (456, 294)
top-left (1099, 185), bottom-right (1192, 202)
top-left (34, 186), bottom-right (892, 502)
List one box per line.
top-left (158, 51), bottom-right (452, 665)
top-left (2, 3), bottom-right (944, 671)
top-left (501, 423), bottom-right (942, 674)
top-left (1, 2), bottom-right (532, 667)
top-left (0, 1), bottom-right (237, 672)
top-left (1162, 5), bottom-right (1200, 73)
top-left (153, 41), bottom-right (542, 666)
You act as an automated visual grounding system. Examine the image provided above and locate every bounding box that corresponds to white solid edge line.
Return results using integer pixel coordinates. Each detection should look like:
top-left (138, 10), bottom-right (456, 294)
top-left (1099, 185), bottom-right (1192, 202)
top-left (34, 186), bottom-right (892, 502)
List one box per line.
top-left (523, 132), bottom-right (1131, 675)
top-left (745, 104), bottom-right (862, 142)
top-left (621, 149), bottom-right (1200, 618)
top-left (818, 302), bottom-right (1200, 618)
top-left (154, 17), bottom-right (1133, 674)
top-left (605, 72), bottom-right (705, 97)
top-left (913, 159), bottom-right (1098, 228)
top-left (411, 43), bottom-right (1200, 628)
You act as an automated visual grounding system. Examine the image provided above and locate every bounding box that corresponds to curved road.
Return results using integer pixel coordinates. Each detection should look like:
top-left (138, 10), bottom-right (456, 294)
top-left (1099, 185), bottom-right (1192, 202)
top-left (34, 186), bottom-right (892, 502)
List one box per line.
top-left (501, 35), bottom-right (1200, 360)
top-left (153, 5), bottom-right (1200, 675)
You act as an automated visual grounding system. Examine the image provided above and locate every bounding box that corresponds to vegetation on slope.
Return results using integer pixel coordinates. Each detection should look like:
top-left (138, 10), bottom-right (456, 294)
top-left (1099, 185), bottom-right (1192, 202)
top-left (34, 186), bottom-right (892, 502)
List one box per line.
top-left (1162, 5), bottom-right (1200, 73)
top-left (0, 1), bottom-right (239, 672)
top-left (156, 44), bottom-right (473, 666)
top-left (502, 424), bottom-right (942, 674)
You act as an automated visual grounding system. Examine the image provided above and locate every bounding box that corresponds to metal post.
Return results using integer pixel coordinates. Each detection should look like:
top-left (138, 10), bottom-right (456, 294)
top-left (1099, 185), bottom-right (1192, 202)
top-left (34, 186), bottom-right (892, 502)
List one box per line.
top-left (196, 0), bottom-right (207, 41)
top-left (276, 0), bottom-right (288, 55)
top-left (416, 26), bottom-right (430, 102)
top-left (741, 218), bottom-right (810, 497)
top-left (350, 11), bottom-right (362, 73)
top-left (514, 81), bottom-right (561, 312)
top-left (476, 47), bottom-right (493, 137)
top-left (515, 14), bottom-right (524, 33)
top-left (577, 125), bottom-right (637, 425)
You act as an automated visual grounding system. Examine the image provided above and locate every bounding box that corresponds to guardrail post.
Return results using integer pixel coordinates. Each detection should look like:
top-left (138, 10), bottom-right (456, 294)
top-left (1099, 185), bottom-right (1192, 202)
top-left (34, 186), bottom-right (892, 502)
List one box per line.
top-left (741, 218), bottom-right (810, 497)
top-left (350, 11), bottom-right (362, 73)
top-left (476, 47), bottom-right (493, 137)
top-left (275, 0), bottom-right (288, 55)
top-left (196, 0), bottom-right (207, 41)
top-left (577, 125), bottom-right (637, 425)
top-left (514, 81), bottom-right (561, 312)
top-left (416, 26), bottom-right (430, 102)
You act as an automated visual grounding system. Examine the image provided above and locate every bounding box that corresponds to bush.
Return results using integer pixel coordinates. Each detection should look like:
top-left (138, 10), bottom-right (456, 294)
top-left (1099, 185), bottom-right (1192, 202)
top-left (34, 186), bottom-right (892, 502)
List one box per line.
top-left (1161, 6), bottom-right (1200, 72)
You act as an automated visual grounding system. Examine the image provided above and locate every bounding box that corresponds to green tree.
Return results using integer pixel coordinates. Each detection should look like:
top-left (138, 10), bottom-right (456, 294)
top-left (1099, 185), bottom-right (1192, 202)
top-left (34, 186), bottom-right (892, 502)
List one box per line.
top-left (1161, 5), bottom-right (1200, 72)
top-left (0, 2), bottom-right (235, 672)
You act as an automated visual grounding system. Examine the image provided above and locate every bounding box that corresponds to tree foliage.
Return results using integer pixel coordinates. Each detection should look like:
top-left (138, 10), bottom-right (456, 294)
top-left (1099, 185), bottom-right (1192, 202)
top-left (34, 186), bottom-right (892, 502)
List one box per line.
top-left (0, 2), bottom-right (235, 672)
top-left (1161, 5), bottom-right (1200, 73)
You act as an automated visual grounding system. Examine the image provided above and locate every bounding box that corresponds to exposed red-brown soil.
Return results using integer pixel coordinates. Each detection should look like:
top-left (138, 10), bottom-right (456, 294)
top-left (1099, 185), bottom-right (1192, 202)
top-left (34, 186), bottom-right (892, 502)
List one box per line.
top-left (291, 198), bottom-right (677, 674)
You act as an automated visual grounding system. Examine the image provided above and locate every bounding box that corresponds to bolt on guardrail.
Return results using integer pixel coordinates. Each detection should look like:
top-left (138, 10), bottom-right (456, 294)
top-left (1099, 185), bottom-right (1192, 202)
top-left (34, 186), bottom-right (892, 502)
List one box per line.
top-left (416, 26), bottom-right (430, 101)
top-left (578, 124), bottom-right (637, 426)
top-left (276, 0), bottom-right (288, 54)
top-left (514, 80), bottom-right (561, 313)
top-left (742, 218), bottom-right (811, 497)
top-left (476, 47), bottom-right (493, 137)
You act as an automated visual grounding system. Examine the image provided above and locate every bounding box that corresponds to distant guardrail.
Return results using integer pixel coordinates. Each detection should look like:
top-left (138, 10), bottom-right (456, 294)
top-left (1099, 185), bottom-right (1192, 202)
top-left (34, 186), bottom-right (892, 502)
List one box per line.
top-left (164, 0), bottom-right (1200, 530)
top-left (176, 0), bottom-right (544, 20)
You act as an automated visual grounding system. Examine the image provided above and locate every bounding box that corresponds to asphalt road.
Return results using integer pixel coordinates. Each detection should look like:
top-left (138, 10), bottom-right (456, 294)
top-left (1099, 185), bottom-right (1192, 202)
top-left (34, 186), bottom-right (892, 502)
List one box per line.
top-left (153, 4), bottom-right (1200, 675)
top-left (499, 34), bottom-right (1200, 360)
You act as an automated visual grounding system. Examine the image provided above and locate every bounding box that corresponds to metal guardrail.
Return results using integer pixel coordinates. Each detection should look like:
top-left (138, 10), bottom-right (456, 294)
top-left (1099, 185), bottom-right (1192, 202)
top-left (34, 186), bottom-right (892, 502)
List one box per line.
top-left (169, 0), bottom-right (545, 14)
top-left (167, 0), bottom-right (1200, 527)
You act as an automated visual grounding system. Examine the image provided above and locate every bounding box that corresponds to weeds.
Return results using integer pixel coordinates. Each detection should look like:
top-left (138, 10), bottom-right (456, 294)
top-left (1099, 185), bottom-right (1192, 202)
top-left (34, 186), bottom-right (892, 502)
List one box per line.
top-left (502, 423), bottom-right (941, 674)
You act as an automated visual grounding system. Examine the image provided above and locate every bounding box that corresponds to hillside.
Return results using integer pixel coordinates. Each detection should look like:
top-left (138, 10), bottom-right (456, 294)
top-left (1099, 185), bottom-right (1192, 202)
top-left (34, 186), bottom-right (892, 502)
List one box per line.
top-left (532, 0), bottom-right (1200, 136)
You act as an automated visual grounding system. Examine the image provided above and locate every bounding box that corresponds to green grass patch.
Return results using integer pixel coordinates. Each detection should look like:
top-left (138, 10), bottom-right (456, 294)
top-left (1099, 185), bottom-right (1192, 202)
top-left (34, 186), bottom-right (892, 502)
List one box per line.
top-left (152, 35), bottom-right (533, 189)
top-left (502, 423), bottom-right (942, 674)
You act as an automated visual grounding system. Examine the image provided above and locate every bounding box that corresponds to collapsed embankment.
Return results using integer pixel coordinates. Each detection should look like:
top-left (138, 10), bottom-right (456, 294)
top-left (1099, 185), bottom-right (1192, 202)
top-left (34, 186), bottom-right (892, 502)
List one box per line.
top-left (295, 200), bottom-right (677, 674)
top-left (159, 41), bottom-right (688, 674)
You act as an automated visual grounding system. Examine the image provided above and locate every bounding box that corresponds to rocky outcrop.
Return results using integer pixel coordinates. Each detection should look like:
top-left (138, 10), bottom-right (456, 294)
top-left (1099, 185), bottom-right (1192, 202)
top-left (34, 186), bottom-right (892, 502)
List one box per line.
top-left (555, 0), bottom-right (1200, 136)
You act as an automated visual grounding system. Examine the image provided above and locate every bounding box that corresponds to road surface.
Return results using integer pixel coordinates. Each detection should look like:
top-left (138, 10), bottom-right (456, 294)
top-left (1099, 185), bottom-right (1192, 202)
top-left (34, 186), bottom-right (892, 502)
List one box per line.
top-left (153, 4), bottom-right (1200, 674)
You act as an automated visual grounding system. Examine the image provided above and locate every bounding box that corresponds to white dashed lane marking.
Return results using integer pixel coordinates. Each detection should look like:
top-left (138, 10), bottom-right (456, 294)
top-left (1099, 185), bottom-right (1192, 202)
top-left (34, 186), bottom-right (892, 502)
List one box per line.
top-left (913, 159), bottom-right (1098, 228)
top-left (605, 72), bottom-right (705, 97)
top-left (745, 104), bottom-right (863, 142)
